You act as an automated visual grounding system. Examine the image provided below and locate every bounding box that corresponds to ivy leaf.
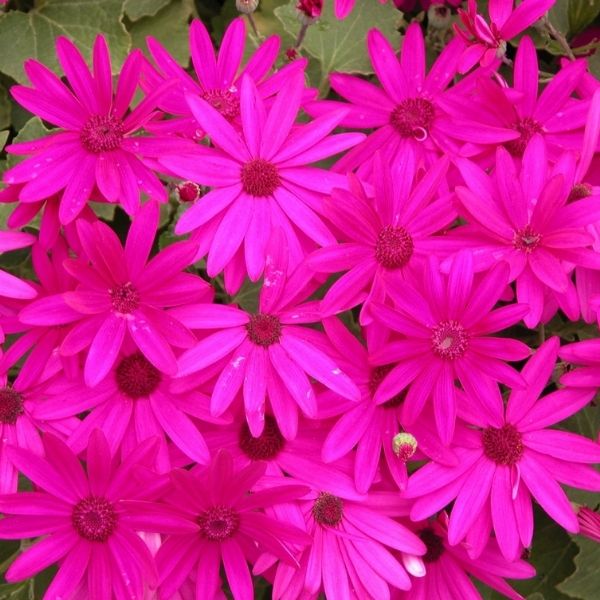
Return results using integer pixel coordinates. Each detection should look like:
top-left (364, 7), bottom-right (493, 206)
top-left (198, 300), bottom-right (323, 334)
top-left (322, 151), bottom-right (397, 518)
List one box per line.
top-left (0, 0), bottom-right (130, 84)
top-left (568, 0), bottom-right (600, 36)
top-left (558, 537), bottom-right (600, 599)
top-left (129, 0), bottom-right (194, 65)
top-left (274, 0), bottom-right (401, 85)
top-left (124, 0), bottom-right (172, 22)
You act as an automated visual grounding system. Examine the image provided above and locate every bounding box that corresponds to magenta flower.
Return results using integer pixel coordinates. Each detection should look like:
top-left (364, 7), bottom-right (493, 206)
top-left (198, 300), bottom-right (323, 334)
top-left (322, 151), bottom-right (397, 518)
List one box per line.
top-left (155, 450), bottom-right (311, 600)
top-left (0, 431), bottom-right (196, 599)
top-left (454, 0), bottom-right (554, 72)
top-left (576, 506), bottom-right (600, 543)
top-left (452, 135), bottom-right (600, 327)
top-left (18, 202), bottom-right (212, 386)
top-left (3, 36), bottom-right (185, 223)
top-left (306, 151), bottom-right (454, 323)
top-left (0, 230), bottom-right (36, 301)
top-left (370, 253), bottom-right (530, 443)
top-left (172, 244), bottom-right (360, 438)
top-left (559, 337), bottom-right (600, 388)
top-left (271, 488), bottom-right (426, 599)
top-left (160, 73), bottom-right (363, 288)
top-left (395, 513), bottom-right (536, 600)
top-left (142, 17), bottom-right (308, 139)
top-left (405, 338), bottom-right (600, 561)
top-left (308, 24), bottom-right (517, 175)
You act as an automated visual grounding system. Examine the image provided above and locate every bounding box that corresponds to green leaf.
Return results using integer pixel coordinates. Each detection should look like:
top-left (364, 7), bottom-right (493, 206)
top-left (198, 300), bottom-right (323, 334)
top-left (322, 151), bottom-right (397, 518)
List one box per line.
top-left (128, 0), bottom-right (193, 65)
top-left (6, 117), bottom-right (51, 169)
top-left (0, 130), bottom-right (8, 150)
top-left (274, 0), bottom-right (401, 84)
top-left (124, 0), bottom-right (171, 22)
top-left (549, 1), bottom-right (570, 35)
top-left (0, 0), bottom-right (130, 84)
top-left (0, 85), bottom-right (10, 131)
top-left (558, 537), bottom-right (600, 599)
top-left (568, 0), bottom-right (600, 36)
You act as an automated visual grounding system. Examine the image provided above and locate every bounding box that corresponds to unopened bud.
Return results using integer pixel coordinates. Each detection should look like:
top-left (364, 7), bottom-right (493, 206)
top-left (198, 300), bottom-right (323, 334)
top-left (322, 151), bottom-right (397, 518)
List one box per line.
top-left (176, 181), bottom-right (202, 203)
top-left (297, 0), bottom-right (322, 24)
top-left (392, 432), bottom-right (417, 462)
top-left (427, 4), bottom-right (452, 30)
top-left (236, 0), bottom-right (259, 14)
top-left (285, 47), bottom-right (300, 62)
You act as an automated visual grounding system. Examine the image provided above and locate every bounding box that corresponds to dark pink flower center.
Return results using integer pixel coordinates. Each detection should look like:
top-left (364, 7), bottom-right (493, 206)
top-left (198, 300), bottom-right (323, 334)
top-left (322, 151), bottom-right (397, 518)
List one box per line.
top-left (80, 114), bottom-right (125, 154)
top-left (246, 313), bottom-right (282, 347)
top-left (239, 415), bottom-right (285, 460)
top-left (568, 183), bottom-right (592, 202)
top-left (202, 89), bottom-right (241, 121)
top-left (419, 528), bottom-right (444, 563)
top-left (0, 387), bottom-right (24, 425)
top-left (116, 352), bottom-right (161, 399)
top-left (431, 320), bottom-right (469, 359)
top-left (513, 224), bottom-right (542, 253)
top-left (482, 423), bottom-right (524, 465)
top-left (375, 225), bottom-right (414, 269)
top-left (197, 505), bottom-right (240, 541)
top-left (72, 496), bottom-right (117, 542)
top-left (241, 159), bottom-right (281, 197)
top-left (369, 366), bottom-right (405, 408)
top-left (312, 492), bottom-right (343, 526)
top-left (109, 282), bottom-right (140, 314)
top-left (390, 98), bottom-right (435, 141)
top-left (505, 117), bottom-right (543, 157)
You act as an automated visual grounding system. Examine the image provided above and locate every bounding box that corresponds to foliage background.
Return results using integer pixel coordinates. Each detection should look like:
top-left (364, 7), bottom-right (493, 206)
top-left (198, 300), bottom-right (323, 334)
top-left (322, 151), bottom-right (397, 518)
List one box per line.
top-left (0, 0), bottom-right (599, 598)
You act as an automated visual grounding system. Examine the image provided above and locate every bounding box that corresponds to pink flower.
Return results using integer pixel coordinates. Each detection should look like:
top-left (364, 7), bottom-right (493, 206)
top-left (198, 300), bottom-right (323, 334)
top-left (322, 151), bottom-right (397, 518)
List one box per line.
top-left (0, 431), bottom-right (196, 599)
top-left (172, 241), bottom-right (360, 439)
top-left (559, 337), bottom-right (600, 388)
top-left (370, 253), bottom-right (530, 443)
top-left (394, 513), bottom-right (536, 600)
top-left (160, 73), bottom-right (364, 289)
top-left (454, 0), bottom-right (554, 72)
top-left (452, 135), bottom-right (600, 327)
top-left (405, 338), bottom-right (600, 561)
top-left (306, 151), bottom-right (454, 323)
top-left (0, 230), bottom-right (36, 301)
top-left (18, 202), bottom-right (212, 386)
top-left (155, 450), bottom-right (311, 600)
top-left (576, 506), bottom-right (600, 543)
top-left (3, 36), bottom-right (185, 223)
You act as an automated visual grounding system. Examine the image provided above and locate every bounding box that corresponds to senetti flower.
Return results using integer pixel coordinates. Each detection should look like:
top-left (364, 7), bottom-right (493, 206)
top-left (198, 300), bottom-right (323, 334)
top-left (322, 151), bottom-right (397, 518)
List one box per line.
top-left (370, 253), bottom-right (530, 444)
top-left (161, 74), bottom-right (364, 289)
top-left (406, 338), bottom-right (600, 561)
top-left (18, 202), bottom-right (213, 386)
top-left (454, 0), bottom-right (555, 72)
top-left (3, 35), bottom-right (182, 223)
top-left (155, 450), bottom-right (311, 600)
top-left (559, 336), bottom-right (600, 389)
top-left (0, 431), bottom-right (196, 599)
top-left (453, 135), bottom-right (600, 327)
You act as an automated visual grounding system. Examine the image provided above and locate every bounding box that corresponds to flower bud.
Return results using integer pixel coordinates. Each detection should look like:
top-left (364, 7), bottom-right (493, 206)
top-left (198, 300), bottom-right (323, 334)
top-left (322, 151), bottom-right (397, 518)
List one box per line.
top-left (297, 0), bottom-right (322, 24)
top-left (428, 4), bottom-right (452, 30)
top-left (392, 432), bottom-right (417, 461)
top-left (176, 181), bottom-right (202, 203)
top-left (236, 0), bottom-right (259, 14)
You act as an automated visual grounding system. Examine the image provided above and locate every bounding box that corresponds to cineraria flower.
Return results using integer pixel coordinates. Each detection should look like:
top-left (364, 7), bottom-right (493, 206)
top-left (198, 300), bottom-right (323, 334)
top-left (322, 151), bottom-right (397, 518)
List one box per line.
top-left (18, 202), bottom-right (212, 386)
top-left (307, 24), bottom-right (518, 175)
top-left (454, 0), bottom-right (554, 72)
top-left (559, 337), bottom-right (600, 389)
top-left (576, 506), bottom-right (600, 543)
top-left (161, 74), bottom-right (363, 288)
top-left (142, 17), bottom-right (308, 139)
top-left (370, 253), bottom-right (530, 443)
top-left (155, 450), bottom-right (311, 600)
top-left (452, 135), bottom-right (600, 327)
top-left (0, 230), bottom-right (36, 301)
top-left (271, 488), bottom-right (426, 600)
top-left (405, 338), bottom-right (600, 561)
top-left (394, 513), bottom-right (536, 600)
top-left (3, 36), bottom-right (185, 223)
top-left (172, 242), bottom-right (360, 438)
top-left (0, 431), bottom-right (196, 599)
top-left (306, 151), bottom-right (454, 323)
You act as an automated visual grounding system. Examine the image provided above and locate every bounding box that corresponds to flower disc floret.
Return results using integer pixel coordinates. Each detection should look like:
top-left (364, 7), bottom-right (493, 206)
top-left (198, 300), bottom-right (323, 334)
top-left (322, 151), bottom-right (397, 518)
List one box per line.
top-left (115, 353), bottom-right (162, 399)
top-left (375, 225), bottom-right (414, 269)
top-left (109, 282), bottom-right (140, 314)
top-left (513, 225), bottom-right (542, 253)
top-left (0, 387), bottom-right (24, 425)
top-left (482, 424), bottom-right (524, 466)
top-left (419, 528), bottom-right (444, 563)
top-left (202, 89), bottom-right (241, 121)
top-left (390, 98), bottom-right (435, 141)
top-left (431, 320), bottom-right (469, 359)
top-left (246, 313), bottom-right (282, 347)
top-left (239, 416), bottom-right (285, 460)
top-left (197, 505), bottom-right (240, 541)
top-left (72, 496), bottom-right (117, 542)
top-left (505, 117), bottom-right (543, 157)
top-left (241, 159), bottom-right (281, 197)
top-left (80, 114), bottom-right (125, 154)
top-left (312, 492), bottom-right (344, 527)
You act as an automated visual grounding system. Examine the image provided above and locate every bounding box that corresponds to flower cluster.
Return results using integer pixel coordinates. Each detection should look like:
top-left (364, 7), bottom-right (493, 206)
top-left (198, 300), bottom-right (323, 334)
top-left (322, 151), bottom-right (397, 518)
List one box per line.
top-left (0, 3), bottom-right (599, 600)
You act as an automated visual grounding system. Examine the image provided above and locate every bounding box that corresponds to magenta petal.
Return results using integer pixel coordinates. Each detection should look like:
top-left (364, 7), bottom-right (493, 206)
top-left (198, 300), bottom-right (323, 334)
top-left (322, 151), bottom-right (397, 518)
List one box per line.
top-left (221, 540), bottom-right (253, 600)
top-left (491, 466), bottom-right (521, 561)
top-left (84, 314), bottom-right (126, 386)
top-left (43, 539), bottom-right (90, 600)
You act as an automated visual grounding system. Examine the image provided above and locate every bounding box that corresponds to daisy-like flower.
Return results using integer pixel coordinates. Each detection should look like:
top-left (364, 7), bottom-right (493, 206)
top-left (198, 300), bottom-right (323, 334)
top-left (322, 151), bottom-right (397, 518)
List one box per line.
top-left (370, 253), bottom-right (530, 443)
top-left (142, 17), bottom-right (308, 139)
top-left (454, 0), bottom-right (554, 72)
top-left (394, 513), bottom-right (536, 600)
top-left (172, 240), bottom-right (360, 439)
top-left (155, 450), bottom-right (311, 600)
top-left (160, 73), bottom-right (364, 289)
top-left (559, 336), bottom-right (600, 389)
top-left (452, 135), bottom-right (600, 327)
top-left (306, 151), bottom-right (454, 323)
top-left (3, 36), bottom-right (187, 223)
top-left (18, 202), bottom-right (213, 386)
top-left (405, 338), bottom-right (600, 561)
top-left (307, 24), bottom-right (518, 175)
top-left (0, 431), bottom-right (197, 599)
top-left (0, 230), bottom-right (36, 302)
top-left (271, 488), bottom-right (426, 600)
